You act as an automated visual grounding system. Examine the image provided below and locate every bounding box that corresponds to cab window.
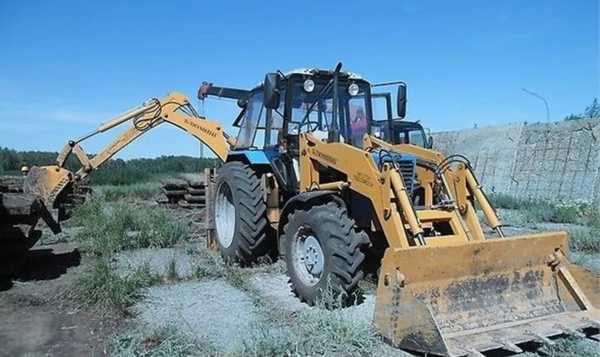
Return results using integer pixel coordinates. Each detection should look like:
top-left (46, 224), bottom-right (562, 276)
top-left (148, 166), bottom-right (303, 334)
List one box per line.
top-left (267, 89), bottom-right (286, 146)
top-left (236, 91), bottom-right (265, 148)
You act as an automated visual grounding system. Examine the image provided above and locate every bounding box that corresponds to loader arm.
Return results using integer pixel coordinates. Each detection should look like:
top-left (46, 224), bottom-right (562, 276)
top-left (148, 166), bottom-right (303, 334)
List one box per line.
top-left (364, 134), bottom-right (502, 238)
top-left (298, 132), bottom-right (473, 248)
top-left (23, 92), bottom-right (234, 207)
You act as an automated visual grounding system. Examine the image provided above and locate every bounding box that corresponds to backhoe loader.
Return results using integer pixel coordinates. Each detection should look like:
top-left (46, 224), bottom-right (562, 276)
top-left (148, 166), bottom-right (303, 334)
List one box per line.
top-left (16, 63), bottom-right (600, 356)
top-left (203, 63), bottom-right (600, 356)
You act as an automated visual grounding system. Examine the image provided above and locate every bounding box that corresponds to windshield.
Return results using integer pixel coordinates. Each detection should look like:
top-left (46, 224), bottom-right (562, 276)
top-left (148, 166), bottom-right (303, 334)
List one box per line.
top-left (289, 78), bottom-right (370, 147)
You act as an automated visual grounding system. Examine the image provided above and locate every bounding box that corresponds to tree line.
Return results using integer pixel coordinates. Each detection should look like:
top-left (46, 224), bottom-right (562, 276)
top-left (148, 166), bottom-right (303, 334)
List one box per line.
top-left (0, 146), bottom-right (219, 185)
top-left (564, 98), bottom-right (600, 121)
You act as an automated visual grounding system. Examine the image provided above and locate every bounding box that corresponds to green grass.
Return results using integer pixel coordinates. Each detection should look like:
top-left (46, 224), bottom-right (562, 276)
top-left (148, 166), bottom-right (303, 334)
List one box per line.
top-left (105, 279), bottom-right (382, 357)
top-left (70, 260), bottom-right (161, 316)
top-left (165, 257), bottom-right (180, 282)
top-left (94, 182), bottom-right (161, 202)
top-left (539, 337), bottom-right (600, 357)
top-left (66, 196), bottom-right (190, 313)
top-left (70, 196), bottom-right (188, 256)
top-left (191, 254), bottom-right (250, 291)
top-left (488, 193), bottom-right (595, 225)
top-left (110, 325), bottom-right (220, 357)
top-left (485, 193), bottom-right (600, 253)
top-left (232, 284), bottom-right (381, 357)
top-left (566, 226), bottom-right (600, 254)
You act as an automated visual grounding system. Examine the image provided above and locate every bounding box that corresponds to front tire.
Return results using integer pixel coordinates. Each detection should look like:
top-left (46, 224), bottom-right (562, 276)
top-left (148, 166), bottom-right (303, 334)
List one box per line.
top-left (213, 161), bottom-right (269, 266)
top-left (283, 201), bottom-right (368, 307)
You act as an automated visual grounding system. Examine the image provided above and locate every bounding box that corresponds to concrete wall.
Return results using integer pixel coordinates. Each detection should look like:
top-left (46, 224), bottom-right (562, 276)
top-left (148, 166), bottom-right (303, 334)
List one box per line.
top-left (431, 118), bottom-right (600, 203)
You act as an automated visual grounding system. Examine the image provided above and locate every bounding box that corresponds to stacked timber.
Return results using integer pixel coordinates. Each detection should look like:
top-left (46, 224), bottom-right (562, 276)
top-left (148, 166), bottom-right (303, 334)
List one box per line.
top-left (0, 192), bottom-right (58, 276)
top-left (157, 173), bottom-right (208, 208)
top-left (1, 175), bottom-right (92, 201)
top-left (0, 175), bottom-right (25, 193)
top-left (1, 175), bottom-right (91, 220)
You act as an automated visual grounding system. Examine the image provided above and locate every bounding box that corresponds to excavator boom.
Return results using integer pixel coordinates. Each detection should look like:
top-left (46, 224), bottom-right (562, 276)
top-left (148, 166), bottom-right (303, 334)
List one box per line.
top-left (23, 92), bottom-right (233, 208)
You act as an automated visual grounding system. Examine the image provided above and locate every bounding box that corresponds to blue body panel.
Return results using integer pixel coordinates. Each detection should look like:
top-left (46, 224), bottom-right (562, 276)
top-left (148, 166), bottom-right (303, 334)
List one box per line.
top-left (226, 149), bottom-right (279, 165)
top-left (370, 151), bottom-right (417, 194)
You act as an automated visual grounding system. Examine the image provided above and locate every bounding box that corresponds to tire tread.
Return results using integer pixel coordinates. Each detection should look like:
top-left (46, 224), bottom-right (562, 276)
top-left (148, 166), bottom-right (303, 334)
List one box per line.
top-left (214, 161), bottom-right (269, 265)
top-left (283, 201), bottom-right (367, 307)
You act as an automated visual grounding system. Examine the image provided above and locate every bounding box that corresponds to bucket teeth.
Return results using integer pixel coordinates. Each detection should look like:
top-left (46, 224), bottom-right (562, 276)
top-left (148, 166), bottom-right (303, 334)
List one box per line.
top-left (582, 317), bottom-right (600, 329)
top-left (462, 347), bottom-right (486, 357)
top-left (524, 330), bottom-right (556, 347)
top-left (492, 338), bottom-right (523, 353)
top-left (554, 323), bottom-right (586, 338)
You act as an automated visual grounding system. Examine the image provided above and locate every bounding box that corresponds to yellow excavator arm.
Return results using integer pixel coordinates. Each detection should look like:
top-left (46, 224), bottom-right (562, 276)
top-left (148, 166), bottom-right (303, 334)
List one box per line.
top-left (23, 92), bottom-right (234, 208)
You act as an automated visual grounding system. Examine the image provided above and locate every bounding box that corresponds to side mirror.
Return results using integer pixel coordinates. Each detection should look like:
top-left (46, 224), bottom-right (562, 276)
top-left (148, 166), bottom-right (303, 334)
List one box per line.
top-left (397, 82), bottom-right (407, 118)
top-left (427, 136), bottom-right (433, 149)
top-left (264, 73), bottom-right (281, 109)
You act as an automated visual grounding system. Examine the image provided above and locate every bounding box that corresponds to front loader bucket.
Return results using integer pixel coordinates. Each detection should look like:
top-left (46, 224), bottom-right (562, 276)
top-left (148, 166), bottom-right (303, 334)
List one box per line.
top-left (374, 231), bottom-right (600, 357)
top-left (22, 165), bottom-right (73, 208)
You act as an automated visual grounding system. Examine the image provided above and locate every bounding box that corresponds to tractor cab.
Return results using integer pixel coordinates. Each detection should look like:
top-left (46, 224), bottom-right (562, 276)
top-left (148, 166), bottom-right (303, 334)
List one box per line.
top-left (228, 68), bottom-right (374, 150)
top-left (224, 68), bottom-right (381, 195)
top-left (370, 83), bottom-right (433, 148)
top-left (381, 120), bottom-right (432, 148)
top-left (223, 67), bottom-right (420, 197)
top-left (263, 68), bottom-right (376, 150)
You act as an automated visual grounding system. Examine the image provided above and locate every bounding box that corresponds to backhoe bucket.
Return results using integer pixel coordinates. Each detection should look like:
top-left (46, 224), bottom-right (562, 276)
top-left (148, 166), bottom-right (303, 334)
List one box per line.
top-left (374, 231), bottom-right (600, 357)
top-left (22, 165), bottom-right (73, 208)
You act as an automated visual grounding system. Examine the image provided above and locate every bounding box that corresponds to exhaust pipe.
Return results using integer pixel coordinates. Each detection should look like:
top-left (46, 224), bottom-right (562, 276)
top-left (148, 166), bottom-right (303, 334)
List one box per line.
top-left (328, 62), bottom-right (343, 143)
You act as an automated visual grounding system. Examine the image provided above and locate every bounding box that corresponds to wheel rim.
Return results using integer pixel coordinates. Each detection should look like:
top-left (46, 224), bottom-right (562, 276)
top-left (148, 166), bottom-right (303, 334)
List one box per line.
top-left (292, 226), bottom-right (325, 286)
top-left (215, 181), bottom-right (235, 248)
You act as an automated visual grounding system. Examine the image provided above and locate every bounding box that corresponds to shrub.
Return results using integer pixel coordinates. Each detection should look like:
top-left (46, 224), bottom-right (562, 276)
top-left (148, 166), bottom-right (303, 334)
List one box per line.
top-left (488, 194), bottom-right (599, 225)
top-left (71, 197), bottom-right (188, 256)
top-left (567, 226), bottom-right (600, 254)
top-left (96, 182), bottom-right (161, 202)
top-left (70, 261), bottom-right (161, 316)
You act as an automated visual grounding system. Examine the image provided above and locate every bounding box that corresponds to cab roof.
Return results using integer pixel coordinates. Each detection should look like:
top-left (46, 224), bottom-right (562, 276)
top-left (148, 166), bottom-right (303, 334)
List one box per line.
top-left (251, 67), bottom-right (366, 90)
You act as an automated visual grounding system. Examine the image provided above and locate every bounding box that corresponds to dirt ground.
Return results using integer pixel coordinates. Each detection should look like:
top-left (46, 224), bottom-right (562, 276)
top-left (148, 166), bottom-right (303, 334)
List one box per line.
top-left (2, 205), bottom-right (600, 357)
top-left (0, 243), bottom-right (112, 357)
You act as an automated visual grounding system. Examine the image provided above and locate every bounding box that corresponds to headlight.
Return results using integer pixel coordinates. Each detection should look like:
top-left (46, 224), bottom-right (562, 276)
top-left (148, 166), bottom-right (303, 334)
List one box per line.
top-left (287, 122), bottom-right (300, 135)
top-left (303, 79), bottom-right (315, 92)
top-left (348, 83), bottom-right (359, 96)
top-left (370, 125), bottom-right (382, 138)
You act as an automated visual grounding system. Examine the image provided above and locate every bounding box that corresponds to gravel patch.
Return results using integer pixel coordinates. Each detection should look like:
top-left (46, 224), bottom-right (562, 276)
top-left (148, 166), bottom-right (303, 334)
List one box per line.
top-left (571, 252), bottom-right (600, 272)
top-left (133, 280), bottom-right (259, 353)
top-left (249, 272), bottom-right (376, 322)
top-left (112, 247), bottom-right (197, 279)
top-left (248, 273), bottom-right (413, 356)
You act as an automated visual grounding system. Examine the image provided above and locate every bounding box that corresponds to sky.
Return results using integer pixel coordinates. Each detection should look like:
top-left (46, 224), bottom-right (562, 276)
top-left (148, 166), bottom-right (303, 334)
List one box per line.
top-left (0, 0), bottom-right (598, 160)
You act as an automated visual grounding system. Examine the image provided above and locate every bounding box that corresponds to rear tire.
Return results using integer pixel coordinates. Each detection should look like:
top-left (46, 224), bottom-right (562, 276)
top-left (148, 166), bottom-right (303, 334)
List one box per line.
top-left (213, 161), bottom-right (269, 266)
top-left (283, 201), bottom-right (368, 307)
